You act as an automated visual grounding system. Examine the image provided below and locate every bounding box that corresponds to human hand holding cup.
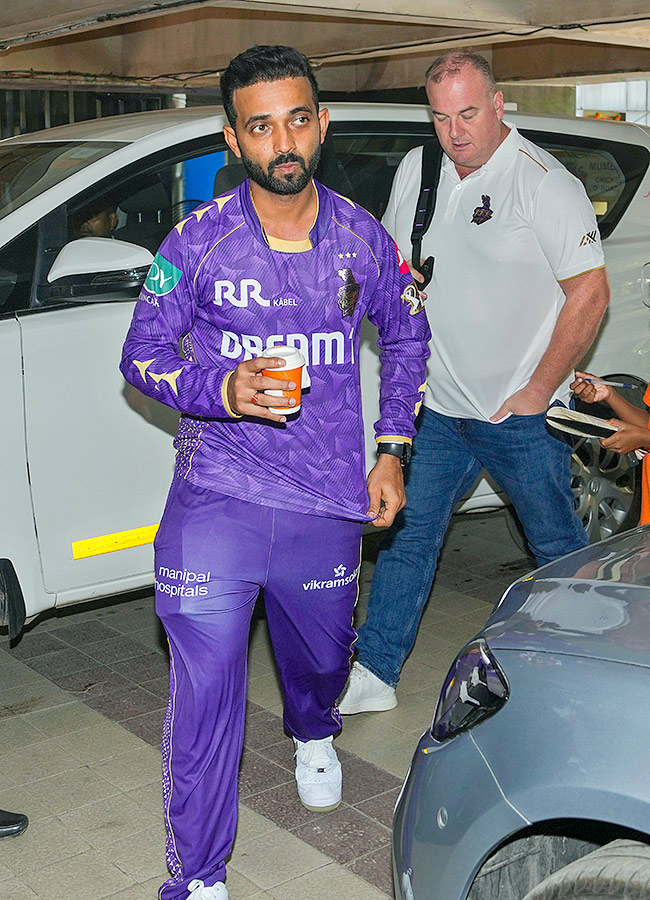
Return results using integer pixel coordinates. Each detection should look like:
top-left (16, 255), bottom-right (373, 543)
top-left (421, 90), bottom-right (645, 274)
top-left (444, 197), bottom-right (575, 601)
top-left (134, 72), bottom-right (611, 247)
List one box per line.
top-left (261, 345), bottom-right (309, 415)
top-left (227, 345), bottom-right (308, 421)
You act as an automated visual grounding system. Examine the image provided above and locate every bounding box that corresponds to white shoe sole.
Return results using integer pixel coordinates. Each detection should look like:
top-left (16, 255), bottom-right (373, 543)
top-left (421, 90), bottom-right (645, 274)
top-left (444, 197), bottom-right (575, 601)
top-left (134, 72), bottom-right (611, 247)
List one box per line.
top-left (298, 796), bottom-right (342, 813)
top-left (338, 694), bottom-right (397, 715)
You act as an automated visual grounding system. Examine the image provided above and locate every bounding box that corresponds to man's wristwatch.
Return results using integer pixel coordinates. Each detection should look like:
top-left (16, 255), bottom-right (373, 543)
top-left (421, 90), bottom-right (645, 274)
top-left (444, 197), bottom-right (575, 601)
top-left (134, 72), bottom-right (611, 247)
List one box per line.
top-left (377, 441), bottom-right (412, 467)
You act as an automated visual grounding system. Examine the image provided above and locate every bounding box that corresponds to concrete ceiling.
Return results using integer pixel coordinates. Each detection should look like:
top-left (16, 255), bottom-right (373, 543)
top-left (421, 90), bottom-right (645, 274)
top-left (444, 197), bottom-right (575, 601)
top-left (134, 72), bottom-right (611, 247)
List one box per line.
top-left (1, 0), bottom-right (650, 93)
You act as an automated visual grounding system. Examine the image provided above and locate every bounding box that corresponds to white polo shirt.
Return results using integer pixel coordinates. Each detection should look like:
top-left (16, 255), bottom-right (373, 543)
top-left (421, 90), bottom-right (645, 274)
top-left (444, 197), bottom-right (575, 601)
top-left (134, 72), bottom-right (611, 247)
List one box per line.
top-left (382, 124), bottom-right (606, 421)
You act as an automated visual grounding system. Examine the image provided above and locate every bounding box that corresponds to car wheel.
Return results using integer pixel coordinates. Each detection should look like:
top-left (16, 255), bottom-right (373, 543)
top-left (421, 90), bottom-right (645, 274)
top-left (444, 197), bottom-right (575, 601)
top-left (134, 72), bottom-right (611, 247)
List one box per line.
top-left (521, 839), bottom-right (650, 899)
top-left (571, 373), bottom-right (647, 543)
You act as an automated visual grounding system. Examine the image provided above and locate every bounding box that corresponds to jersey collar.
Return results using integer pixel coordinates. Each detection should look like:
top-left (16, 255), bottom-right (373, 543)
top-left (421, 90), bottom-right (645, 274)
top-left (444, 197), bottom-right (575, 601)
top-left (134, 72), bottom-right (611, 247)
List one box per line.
top-left (239, 178), bottom-right (332, 250)
top-left (441, 122), bottom-right (519, 181)
top-left (480, 122), bottom-right (519, 172)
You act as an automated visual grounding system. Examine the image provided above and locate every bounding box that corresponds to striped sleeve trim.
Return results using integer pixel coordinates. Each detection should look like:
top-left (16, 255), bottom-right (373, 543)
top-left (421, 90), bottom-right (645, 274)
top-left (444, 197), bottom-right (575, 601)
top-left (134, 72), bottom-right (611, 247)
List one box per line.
top-left (376, 435), bottom-right (413, 445)
top-left (221, 371), bottom-right (243, 418)
top-left (557, 264), bottom-right (606, 283)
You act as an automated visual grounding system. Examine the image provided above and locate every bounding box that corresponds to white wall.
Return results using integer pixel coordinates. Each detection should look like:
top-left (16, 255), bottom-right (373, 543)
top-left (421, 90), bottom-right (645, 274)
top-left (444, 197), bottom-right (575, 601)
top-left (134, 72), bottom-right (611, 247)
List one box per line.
top-left (576, 81), bottom-right (650, 126)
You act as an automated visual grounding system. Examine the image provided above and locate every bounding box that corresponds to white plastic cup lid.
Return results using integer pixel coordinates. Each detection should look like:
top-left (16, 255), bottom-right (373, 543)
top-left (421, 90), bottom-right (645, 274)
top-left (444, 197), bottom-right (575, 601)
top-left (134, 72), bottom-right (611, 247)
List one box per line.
top-left (260, 345), bottom-right (306, 368)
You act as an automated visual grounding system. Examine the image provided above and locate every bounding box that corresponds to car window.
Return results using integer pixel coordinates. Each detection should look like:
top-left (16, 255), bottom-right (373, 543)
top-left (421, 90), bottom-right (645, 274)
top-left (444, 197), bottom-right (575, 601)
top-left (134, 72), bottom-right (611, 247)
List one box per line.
top-left (31, 139), bottom-right (230, 307)
top-left (328, 124), bottom-right (434, 219)
top-left (519, 130), bottom-right (650, 240)
top-left (64, 147), bottom-right (228, 256)
top-left (63, 140), bottom-right (229, 253)
top-left (0, 142), bottom-right (125, 219)
top-left (0, 224), bottom-right (38, 317)
top-left (328, 122), bottom-right (650, 239)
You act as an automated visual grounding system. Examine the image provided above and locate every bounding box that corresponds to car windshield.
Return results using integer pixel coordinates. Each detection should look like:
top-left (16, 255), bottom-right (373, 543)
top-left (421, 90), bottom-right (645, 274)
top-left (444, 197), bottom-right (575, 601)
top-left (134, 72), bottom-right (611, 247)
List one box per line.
top-left (0, 141), bottom-right (125, 220)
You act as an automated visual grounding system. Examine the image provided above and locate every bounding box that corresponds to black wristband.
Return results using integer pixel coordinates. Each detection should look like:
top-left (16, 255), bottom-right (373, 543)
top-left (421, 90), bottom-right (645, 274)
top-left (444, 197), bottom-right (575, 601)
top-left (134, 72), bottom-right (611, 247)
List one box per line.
top-left (377, 442), bottom-right (412, 467)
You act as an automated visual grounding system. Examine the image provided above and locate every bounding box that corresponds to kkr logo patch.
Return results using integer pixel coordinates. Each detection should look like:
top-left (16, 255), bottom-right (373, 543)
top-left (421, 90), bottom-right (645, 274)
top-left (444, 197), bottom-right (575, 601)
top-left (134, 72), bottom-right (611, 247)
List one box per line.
top-left (401, 281), bottom-right (426, 316)
top-left (580, 231), bottom-right (598, 246)
top-left (471, 195), bottom-right (493, 225)
top-left (337, 268), bottom-right (360, 317)
top-left (144, 254), bottom-right (183, 297)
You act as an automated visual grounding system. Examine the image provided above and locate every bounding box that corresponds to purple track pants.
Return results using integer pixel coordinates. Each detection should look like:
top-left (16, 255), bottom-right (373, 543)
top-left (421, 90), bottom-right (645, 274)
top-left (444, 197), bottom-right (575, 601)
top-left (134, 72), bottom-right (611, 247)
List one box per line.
top-left (154, 478), bottom-right (363, 899)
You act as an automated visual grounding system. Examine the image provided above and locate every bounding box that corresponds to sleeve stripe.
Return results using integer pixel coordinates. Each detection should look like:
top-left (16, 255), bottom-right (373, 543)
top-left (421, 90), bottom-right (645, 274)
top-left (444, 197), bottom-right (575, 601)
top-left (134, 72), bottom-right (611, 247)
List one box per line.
top-left (376, 435), bottom-right (413, 445)
top-left (221, 371), bottom-right (243, 418)
top-left (557, 264), bottom-right (606, 283)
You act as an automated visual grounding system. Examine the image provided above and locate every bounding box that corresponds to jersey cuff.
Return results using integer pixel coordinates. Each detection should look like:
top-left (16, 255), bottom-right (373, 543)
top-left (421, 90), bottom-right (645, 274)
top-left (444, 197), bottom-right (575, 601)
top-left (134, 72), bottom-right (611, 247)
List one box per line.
top-left (376, 435), bottom-right (413, 445)
top-left (557, 263), bottom-right (606, 283)
top-left (221, 371), bottom-right (243, 419)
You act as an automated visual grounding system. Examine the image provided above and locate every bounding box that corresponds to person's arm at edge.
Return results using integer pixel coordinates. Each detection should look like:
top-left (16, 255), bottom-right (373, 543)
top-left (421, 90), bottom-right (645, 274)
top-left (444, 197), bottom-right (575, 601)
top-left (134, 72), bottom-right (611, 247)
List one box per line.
top-left (572, 373), bottom-right (649, 428)
top-left (599, 382), bottom-right (650, 453)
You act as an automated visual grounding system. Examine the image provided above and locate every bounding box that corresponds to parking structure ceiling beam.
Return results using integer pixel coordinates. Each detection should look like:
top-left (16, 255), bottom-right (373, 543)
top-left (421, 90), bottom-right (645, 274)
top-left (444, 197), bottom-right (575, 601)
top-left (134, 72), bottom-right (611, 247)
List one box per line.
top-left (1, 0), bottom-right (650, 92)
top-left (6, 0), bottom-right (650, 50)
top-left (0, 0), bottom-right (532, 50)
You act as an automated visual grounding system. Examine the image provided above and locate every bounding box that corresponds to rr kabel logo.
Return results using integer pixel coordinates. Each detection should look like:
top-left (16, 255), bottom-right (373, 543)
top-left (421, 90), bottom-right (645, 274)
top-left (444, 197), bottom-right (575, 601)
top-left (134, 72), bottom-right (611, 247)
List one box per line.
top-left (214, 278), bottom-right (269, 307)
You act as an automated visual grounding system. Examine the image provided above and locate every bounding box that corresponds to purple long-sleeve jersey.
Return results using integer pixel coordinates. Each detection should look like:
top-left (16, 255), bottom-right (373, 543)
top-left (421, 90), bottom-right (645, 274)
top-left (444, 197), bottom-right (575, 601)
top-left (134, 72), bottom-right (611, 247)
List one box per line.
top-left (120, 179), bottom-right (430, 521)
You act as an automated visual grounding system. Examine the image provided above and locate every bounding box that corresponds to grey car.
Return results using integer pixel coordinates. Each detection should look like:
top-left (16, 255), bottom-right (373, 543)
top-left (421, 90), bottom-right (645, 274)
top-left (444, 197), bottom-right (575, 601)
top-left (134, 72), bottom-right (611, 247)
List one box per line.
top-left (393, 525), bottom-right (650, 900)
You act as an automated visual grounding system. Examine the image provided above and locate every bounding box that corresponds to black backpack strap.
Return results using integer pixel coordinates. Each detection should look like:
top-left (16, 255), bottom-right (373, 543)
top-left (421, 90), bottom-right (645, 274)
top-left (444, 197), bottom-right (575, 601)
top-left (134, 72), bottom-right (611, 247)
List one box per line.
top-left (410, 137), bottom-right (443, 289)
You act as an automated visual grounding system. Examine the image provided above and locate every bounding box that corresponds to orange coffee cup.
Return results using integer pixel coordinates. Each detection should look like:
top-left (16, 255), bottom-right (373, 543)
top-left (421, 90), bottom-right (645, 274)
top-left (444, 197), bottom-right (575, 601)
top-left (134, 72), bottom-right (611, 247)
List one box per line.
top-left (260, 345), bottom-right (309, 415)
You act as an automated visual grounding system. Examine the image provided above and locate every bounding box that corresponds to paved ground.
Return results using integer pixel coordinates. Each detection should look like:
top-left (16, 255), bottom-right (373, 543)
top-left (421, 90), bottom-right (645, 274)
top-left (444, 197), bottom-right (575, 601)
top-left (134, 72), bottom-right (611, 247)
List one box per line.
top-left (0, 509), bottom-right (533, 899)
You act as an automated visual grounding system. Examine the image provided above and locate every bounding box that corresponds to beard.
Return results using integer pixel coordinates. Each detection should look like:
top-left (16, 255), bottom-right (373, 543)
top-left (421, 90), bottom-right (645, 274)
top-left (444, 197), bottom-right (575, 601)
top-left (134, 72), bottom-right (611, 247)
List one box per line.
top-left (240, 143), bottom-right (321, 195)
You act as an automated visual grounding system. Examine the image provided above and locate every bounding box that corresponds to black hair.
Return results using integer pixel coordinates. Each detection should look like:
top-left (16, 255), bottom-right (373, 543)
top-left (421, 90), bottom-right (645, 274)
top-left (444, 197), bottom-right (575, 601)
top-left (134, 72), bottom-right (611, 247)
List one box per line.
top-left (221, 45), bottom-right (319, 129)
top-left (72, 196), bottom-right (117, 230)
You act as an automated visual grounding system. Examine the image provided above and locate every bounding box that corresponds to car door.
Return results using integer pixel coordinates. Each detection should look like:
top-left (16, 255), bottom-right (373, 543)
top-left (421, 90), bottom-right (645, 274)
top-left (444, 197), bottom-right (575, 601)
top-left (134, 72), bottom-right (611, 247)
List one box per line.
top-left (15, 139), bottom-right (230, 601)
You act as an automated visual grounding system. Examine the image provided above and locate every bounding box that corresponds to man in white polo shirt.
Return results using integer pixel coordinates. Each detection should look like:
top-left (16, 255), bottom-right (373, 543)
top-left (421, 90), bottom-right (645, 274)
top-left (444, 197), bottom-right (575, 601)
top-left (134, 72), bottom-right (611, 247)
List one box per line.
top-left (339, 49), bottom-right (610, 714)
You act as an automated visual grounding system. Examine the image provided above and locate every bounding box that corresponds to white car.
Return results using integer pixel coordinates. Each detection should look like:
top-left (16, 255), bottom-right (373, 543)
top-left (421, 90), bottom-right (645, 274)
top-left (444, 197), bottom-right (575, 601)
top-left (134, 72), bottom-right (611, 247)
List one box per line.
top-left (2, 104), bottom-right (649, 634)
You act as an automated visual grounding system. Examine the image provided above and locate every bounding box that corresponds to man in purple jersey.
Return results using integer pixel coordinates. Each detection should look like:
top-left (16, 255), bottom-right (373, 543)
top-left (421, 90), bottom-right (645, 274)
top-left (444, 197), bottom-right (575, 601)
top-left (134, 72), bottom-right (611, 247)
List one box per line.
top-left (120, 46), bottom-right (429, 900)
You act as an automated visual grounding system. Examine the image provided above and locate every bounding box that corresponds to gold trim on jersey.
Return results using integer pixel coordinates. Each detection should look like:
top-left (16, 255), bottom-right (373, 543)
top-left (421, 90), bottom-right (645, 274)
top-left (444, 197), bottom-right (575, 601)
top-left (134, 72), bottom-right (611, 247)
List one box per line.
top-left (266, 234), bottom-right (313, 252)
top-left (331, 218), bottom-right (380, 278)
top-left (333, 192), bottom-right (357, 208)
top-left (517, 149), bottom-right (548, 172)
top-left (174, 201), bottom-right (218, 236)
top-left (192, 223), bottom-right (246, 290)
top-left (376, 435), bottom-right (413, 446)
top-left (251, 182), bottom-right (318, 252)
top-left (558, 264), bottom-right (606, 283)
top-left (215, 194), bottom-right (236, 212)
top-left (221, 371), bottom-right (243, 418)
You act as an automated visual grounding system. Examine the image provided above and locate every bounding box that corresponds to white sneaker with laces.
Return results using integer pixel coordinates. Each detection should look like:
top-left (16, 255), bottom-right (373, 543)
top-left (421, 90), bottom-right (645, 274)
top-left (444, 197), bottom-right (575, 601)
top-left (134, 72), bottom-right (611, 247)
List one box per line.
top-left (187, 879), bottom-right (229, 899)
top-left (294, 735), bottom-right (342, 812)
top-left (337, 661), bottom-right (397, 714)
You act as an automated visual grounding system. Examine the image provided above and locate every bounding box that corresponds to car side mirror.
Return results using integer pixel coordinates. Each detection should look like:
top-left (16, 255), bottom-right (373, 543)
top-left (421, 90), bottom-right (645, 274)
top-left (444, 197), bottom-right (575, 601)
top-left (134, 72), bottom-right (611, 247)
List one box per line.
top-left (47, 237), bottom-right (154, 301)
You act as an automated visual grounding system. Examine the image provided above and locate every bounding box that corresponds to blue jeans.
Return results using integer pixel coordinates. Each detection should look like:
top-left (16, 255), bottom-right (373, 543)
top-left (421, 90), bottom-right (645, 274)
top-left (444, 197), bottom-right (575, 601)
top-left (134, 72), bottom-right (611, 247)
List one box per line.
top-left (357, 406), bottom-right (587, 688)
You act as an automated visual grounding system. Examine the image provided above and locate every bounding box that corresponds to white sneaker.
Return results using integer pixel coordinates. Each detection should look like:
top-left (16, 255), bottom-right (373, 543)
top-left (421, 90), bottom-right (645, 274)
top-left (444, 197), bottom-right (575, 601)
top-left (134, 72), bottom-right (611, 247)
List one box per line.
top-left (187, 879), bottom-right (229, 899)
top-left (337, 662), bottom-right (397, 714)
top-left (294, 735), bottom-right (342, 812)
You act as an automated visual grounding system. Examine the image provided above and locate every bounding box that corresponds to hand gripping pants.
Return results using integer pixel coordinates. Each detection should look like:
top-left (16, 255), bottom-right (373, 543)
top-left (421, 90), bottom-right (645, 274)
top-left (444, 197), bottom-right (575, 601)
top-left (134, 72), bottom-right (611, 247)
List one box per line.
top-left (154, 478), bottom-right (362, 899)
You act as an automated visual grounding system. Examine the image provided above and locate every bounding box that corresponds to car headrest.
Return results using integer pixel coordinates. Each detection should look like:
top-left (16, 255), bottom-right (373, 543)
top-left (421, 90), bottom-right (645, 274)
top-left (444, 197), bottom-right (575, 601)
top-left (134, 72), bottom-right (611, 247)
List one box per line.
top-left (120, 182), bottom-right (170, 213)
top-left (214, 163), bottom-right (246, 196)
